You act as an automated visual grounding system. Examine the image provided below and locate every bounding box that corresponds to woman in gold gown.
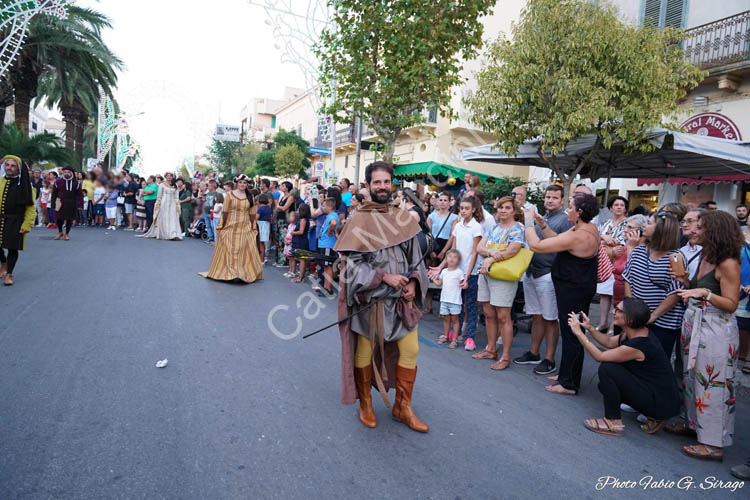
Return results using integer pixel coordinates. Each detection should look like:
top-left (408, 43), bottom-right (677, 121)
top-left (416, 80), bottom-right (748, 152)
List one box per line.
top-left (199, 175), bottom-right (263, 283)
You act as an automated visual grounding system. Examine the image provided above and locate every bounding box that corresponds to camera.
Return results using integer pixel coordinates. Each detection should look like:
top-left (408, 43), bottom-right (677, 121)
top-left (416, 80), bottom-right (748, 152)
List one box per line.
top-left (576, 312), bottom-right (584, 322)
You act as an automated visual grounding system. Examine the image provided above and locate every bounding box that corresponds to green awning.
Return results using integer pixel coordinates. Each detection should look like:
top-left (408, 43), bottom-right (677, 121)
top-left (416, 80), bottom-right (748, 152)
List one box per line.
top-left (393, 161), bottom-right (493, 183)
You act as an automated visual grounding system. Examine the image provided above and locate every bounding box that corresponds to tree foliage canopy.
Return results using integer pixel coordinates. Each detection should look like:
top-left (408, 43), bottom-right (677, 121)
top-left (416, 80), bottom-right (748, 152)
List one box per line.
top-left (0, 124), bottom-right (72, 166)
top-left (464, 0), bottom-right (706, 191)
top-left (316, 0), bottom-right (495, 161)
top-left (274, 144), bottom-right (306, 179)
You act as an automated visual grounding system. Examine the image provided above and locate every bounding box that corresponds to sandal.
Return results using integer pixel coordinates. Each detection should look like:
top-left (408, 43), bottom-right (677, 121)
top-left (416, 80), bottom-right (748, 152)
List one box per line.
top-left (664, 422), bottom-right (697, 437)
top-left (437, 335), bottom-right (450, 345)
top-left (682, 444), bottom-right (723, 462)
top-left (640, 418), bottom-right (666, 434)
top-left (292, 278), bottom-right (303, 283)
top-left (449, 338), bottom-right (458, 349)
top-left (490, 358), bottom-right (510, 371)
top-left (584, 418), bottom-right (624, 437)
top-left (471, 349), bottom-right (498, 360)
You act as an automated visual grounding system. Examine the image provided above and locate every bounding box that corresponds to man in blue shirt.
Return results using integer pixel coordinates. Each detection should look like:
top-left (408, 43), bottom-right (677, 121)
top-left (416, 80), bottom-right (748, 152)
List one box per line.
top-left (513, 184), bottom-right (572, 375)
top-left (339, 178), bottom-right (352, 207)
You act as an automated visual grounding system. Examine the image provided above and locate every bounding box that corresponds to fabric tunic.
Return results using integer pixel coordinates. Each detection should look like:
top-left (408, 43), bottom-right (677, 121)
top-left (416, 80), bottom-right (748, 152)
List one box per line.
top-left (200, 192), bottom-right (263, 283)
top-left (0, 177), bottom-right (36, 250)
top-left (52, 177), bottom-right (83, 220)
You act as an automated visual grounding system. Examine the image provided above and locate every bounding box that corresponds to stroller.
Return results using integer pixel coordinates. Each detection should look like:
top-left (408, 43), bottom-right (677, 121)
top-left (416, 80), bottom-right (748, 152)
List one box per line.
top-left (188, 218), bottom-right (210, 242)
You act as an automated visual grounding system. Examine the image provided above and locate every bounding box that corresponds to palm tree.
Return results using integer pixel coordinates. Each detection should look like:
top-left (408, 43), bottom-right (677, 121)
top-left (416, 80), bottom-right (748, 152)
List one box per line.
top-left (10, 5), bottom-right (122, 143)
top-left (0, 123), bottom-right (72, 165)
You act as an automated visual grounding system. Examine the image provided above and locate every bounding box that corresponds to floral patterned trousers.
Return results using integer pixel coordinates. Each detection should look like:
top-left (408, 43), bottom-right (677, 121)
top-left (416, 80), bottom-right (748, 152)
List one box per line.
top-left (681, 300), bottom-right (739, 447)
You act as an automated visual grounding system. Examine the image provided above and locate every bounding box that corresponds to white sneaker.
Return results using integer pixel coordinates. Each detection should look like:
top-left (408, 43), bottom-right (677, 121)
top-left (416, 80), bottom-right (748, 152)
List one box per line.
top-left (636, 413), bottom-right (648, 424)
top-left (124, 227), bottom-right (134, 231)
top-left (110, 226), bottom-right (116, 230)
top-left (620, 404), bottom-right (637, 413)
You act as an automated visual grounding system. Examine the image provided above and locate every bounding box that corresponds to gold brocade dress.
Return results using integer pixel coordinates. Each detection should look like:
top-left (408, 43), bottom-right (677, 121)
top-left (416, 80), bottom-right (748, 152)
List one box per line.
top-left (199, 191), bottom-right (263, 283)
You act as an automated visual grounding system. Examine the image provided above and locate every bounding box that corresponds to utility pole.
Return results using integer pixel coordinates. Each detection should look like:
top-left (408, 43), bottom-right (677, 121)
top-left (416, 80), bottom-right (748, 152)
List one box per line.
top-left (330, 115), bottom-right (336, 184)
top-left (353, 115), bottom-right (362, 185)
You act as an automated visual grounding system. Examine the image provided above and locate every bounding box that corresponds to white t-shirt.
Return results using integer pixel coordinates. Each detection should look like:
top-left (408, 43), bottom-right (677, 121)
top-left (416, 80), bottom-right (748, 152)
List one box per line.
top-left (679, 242), bottom-right (702, 279)
top-left (439, 268), bottom-right (464, 305)
top-left (94, 186), bottom-right (106, 205)
top-left (481, 209), bottom-right (495, 236)
top-left (452, 217), bottom-right (483, 276)
top-left (213, 203), bottom-right (223, 219)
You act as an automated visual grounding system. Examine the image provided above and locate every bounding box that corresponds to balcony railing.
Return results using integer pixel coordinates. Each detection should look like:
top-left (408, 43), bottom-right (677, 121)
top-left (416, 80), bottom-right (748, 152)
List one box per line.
top-left (682, 10), bottom-right (750, 69)
top-left (313, 125), bottom-right (355, 150)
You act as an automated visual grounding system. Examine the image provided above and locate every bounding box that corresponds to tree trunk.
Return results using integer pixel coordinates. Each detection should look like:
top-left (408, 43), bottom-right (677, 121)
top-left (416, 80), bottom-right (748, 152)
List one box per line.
top-left (60, 102), bottom-right (77, 151)
top-left (11, 58), bottom-right (40, 135)
top-left (0, 78), bottom-right (14, 130)
top-left (60, 99), bottom-right (90, 169)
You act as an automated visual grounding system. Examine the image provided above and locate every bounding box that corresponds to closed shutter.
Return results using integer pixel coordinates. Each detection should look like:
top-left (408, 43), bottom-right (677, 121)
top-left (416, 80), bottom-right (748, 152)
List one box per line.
top-left (643, 0), bottom-right (662, 27)
top-left (664, 0), bottom-right (684, 28)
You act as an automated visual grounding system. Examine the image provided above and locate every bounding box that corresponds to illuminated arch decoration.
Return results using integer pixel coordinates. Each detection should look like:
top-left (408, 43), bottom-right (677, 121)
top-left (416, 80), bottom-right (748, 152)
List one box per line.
top-left (248, 1), bottom-right (333, 141)
top-left (0, 1), bottom-right (68, 79)
top-left (97, 87), bottom-right (117, 161)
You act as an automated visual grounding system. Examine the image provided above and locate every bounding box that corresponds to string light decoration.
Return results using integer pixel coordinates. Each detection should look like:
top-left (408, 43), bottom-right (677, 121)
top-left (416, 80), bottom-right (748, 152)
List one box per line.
top-left (115, 118), bottom-right (140, 173)
top-left (96, 86), bottom-right (117, 161)
top-left (0, 1), bottom-right (68, 79)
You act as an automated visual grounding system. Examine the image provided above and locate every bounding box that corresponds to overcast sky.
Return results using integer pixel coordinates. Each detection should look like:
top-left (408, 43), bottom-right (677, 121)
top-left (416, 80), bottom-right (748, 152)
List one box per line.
top-left (78, 0), bottom-right (307, 174)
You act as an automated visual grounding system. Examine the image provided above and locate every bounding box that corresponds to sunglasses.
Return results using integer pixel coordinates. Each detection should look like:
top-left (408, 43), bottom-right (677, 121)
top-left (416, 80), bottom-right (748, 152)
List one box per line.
top-left (656, 211), bottom-right (677, 220)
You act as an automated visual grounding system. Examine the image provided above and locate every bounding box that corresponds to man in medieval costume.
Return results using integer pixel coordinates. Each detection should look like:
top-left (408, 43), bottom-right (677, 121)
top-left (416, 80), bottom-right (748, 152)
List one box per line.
top-left (0, 155), bottom-right (36, 286)
top-left (334, 161), bottom-right (429, 432)
top-left (51, 165), bottom-right (83, 240)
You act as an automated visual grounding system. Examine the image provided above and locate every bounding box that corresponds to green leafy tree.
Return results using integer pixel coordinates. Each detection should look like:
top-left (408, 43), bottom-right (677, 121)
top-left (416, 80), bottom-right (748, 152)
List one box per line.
top-left (10, 4), bottom-right (122, 141)
top-left (274, 144), bottom-right (306, 179)
top-left (237, 141), bottom-right (262, 175)
top-left (465, 0), bottom-right (706, 196)
top-left (273, 129), bottom-right (311, 170)
top-left (207, 137), bottom-right (241, 176)
top-left (481, 177), bottom-right (544, 213)
top-left (0, 124), bottom-right (72, 166)
top-left (316, 0), bottom-right (495, 162)
top-left (252, 149), bottom-right (276, 177)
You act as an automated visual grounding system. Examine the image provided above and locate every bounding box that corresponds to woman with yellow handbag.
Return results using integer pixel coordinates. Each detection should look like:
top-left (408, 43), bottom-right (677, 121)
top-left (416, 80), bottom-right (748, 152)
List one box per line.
top-left (474, 196), bottom-right (530, 371)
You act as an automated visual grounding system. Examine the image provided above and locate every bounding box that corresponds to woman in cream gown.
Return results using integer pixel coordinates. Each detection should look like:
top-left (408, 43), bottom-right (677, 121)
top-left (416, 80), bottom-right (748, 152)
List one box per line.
top-left (137, 172), bottom-right (183, 240)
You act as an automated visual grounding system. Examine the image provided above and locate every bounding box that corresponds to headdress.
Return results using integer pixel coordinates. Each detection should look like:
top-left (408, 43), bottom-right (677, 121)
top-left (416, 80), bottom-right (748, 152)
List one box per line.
top-left (233, 174), bottom-right (250, 184)
top-left (1, 154), bottom-right (33, 206)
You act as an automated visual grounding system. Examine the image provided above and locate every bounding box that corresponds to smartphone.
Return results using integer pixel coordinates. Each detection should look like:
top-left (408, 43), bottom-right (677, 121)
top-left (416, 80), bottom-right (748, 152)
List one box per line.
top-left (312, 198), bottom-right (319, 209)
top-left (576, 312), bottom-right (584, 322)
top-left (669, 253), bottom-right (686, 277)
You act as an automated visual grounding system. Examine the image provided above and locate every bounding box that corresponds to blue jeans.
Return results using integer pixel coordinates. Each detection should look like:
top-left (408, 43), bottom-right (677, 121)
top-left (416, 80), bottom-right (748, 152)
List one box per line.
top-left (458, 274), bottom-right (479, 339)
top-left (203, 213), bottom-right (215, 241)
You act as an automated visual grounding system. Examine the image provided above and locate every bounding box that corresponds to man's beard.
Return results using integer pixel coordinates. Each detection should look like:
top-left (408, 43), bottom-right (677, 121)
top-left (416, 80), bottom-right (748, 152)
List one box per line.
top-left (63, 174), bottom-right (73, 180)
top-left (369, 188), bottom-right (390, 204)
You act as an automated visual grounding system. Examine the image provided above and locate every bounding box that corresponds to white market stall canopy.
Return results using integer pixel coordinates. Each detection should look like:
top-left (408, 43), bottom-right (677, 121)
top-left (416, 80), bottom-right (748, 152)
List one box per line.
top-left (461, 128), bottom-right (750, 181)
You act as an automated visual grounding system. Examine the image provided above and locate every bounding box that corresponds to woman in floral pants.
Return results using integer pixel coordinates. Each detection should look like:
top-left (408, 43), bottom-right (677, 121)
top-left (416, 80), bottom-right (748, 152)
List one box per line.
top-left (673, 210), bottom-right (742, 462)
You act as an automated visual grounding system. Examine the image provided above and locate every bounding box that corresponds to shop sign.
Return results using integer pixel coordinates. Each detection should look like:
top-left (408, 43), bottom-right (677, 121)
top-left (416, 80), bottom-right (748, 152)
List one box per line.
top-left (680, 112), bottom-right (742, 141)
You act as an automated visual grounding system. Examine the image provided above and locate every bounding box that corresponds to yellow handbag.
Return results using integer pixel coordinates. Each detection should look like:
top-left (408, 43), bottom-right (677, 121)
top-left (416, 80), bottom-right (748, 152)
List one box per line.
top-left (487, 230), bottom-right (533, 282)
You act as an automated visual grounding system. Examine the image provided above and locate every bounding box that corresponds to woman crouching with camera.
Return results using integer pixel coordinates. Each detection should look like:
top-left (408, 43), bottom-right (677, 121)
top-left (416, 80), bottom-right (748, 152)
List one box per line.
top-left (567, 297), bottom-right (680, 437)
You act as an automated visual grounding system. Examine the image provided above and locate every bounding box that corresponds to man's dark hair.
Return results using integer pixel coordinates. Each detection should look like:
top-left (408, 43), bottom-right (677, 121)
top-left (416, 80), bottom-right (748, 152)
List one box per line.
top-left (572, 193), bottom-right (599, 223)
top-left (340, 178), bottom-right (351, 188)
top-left (271, 181), bottom-right (279, 189)
top-left (208, 180), bottom-right (218, 188)
top-left (622, 297), bottom-right (651, 329)
top-left (261, 178), bottom-right (270, 188)
top-left (364, 161), bottom-right (393, 184)
top-left (326, 186), bottom-right (342, 208)
top-left (545, 184), bottom-right (564, 196)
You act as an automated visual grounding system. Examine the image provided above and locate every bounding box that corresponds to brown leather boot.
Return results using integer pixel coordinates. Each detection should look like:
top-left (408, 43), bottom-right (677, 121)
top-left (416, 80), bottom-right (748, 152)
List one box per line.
top-left (392, 365), bottom-right (429, 433)
top-left (354, 366), bottom-right (377, 428)
top-left (4, 273), bottom-right (14, 286)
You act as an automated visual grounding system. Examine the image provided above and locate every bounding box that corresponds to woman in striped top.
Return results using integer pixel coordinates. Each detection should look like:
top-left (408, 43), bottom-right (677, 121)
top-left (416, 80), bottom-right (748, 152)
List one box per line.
top-left (622, 211), bottom-right (685, 359)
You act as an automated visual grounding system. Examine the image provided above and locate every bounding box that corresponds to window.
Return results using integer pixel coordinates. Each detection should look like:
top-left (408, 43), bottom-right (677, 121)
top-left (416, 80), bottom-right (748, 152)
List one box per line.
top-left (297, 125), bottom-right (302, 137)
top-left (31, 121), bottom-right (38, 131)
top-left (641, 0), bottom-right (686, 29)
top-left (271, 115), bottom-right (276, 129)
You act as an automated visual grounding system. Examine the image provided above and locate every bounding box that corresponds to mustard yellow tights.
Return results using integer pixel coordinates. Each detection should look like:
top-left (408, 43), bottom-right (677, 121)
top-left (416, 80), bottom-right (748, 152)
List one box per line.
top-left (354, 329), bottom-right (419, 369)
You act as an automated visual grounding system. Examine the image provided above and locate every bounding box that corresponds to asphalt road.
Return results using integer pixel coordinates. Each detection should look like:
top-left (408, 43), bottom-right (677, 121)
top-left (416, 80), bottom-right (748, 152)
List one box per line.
top-left (0, 227), bottom-right (747, 500)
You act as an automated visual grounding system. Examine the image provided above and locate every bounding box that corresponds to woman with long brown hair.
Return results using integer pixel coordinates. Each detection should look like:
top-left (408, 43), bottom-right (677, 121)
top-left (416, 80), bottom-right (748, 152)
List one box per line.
top-left (671, 210), bottom-right (742, 461)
